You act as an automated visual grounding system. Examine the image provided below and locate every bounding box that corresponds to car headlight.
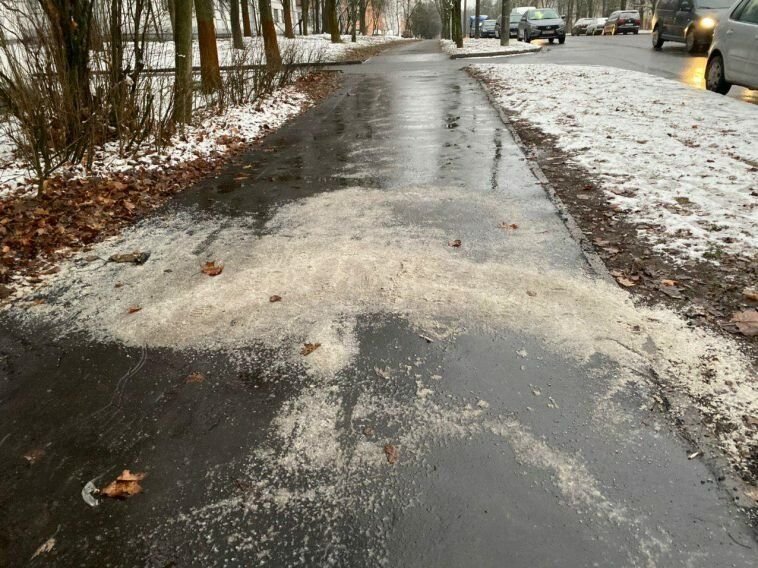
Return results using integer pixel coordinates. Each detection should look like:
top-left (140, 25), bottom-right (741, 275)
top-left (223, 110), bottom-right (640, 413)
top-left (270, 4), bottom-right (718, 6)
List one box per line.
top-left (699, 17), bottom-right (716, 29)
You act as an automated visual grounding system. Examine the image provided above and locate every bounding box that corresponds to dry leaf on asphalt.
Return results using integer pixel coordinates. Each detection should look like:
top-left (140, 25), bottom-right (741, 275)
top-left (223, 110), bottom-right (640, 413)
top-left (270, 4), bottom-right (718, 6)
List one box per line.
top-left (269, 295), bottom-right (282, 303)
top-left (23, 448), bottom-right (45, 465)
top-left (185, 372), bottom-right (205, 384)
top-left (384, 444), bottom-right (399, 464)
top-left (743, 288), bottom-right (758, 302)
top-left (201, 261), bottom-right (223, 276)
top-left (661, 279), bottom-right (678, 287)
top-left (100, 470), bottom-right (146, 499)
top-left (448, 239), bottom-right (462, 248)
top-left (498, 222), bottom-right (519, 230)
top-left (127, 305), bottom-right (142, 314)
top-left (301, 342), bottom-right (321, 356)
top-left (31, 536), bottom-right (56, 560)
top-left (731, 310), bottom-right (758, 336)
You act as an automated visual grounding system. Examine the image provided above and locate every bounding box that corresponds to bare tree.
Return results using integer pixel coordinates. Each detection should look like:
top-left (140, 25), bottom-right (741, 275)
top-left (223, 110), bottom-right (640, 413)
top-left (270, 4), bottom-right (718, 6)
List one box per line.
top-left (282, 0), bottom-right (295, 37)
top-left (453, 0), bottom-right (463, 46)
top-left (258, 0), bottom-right (282, 66)
top-left (302, 0), bottom-right (310, 34)
top-left (241, 0), bottom-right (253, 35)
top-left (194, 0), bottom-right (221, 92)
top-left (474, 0), bottom-right (480, 37)
top-left (230, 0), bottom-right (245, 47)
top-left (173, 0), bottom-right (193, 123)
top-left (500, 0), bottom-right (510, 45)
top-left (325, 0), bottom-right (341, 41)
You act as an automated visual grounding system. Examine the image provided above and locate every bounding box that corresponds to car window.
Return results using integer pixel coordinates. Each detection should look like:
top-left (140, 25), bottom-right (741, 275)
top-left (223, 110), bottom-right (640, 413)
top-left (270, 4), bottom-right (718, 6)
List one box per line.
top-left (527, 8), bottom-right (560, 19)
top-left (696, 0), bottom-right (737, 8)
top-left (736, 0), bottom-right (758, 22)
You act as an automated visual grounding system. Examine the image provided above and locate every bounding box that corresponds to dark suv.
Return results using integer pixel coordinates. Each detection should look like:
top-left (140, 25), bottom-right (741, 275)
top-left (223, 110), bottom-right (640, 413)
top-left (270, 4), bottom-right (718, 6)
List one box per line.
top-left (651, 0), bottom-right (735, 53)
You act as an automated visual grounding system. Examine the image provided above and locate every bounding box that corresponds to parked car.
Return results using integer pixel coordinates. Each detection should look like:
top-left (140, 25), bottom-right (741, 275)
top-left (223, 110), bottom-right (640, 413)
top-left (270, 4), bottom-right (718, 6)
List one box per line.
top-left (496, 12), bottom-right (525, 38)
top-left (480, 19), bottom-right (498, 38)
top-left (652, 0), bottom-right (735, 53)
top-left (572, 17), bottom-right (596, 34)
top-left (706, 0), bottom-right (758, 93)
top-left (585, 17), bottom-right (608, 35)
top-left (518, 8), bottom-right (567, 43)
top-left (603, 10), bottom-right (641, 34)
top-left (469, 14), bottom-right (488, 37)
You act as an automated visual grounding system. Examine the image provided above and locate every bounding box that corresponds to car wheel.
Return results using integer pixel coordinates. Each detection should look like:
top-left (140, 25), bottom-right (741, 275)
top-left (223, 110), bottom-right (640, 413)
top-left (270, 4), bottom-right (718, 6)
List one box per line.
top-left (549, 38), bottom-right (555, 44)
top-left (633, 30), bottom-right (638, 34)
top-left (685, 28), bottom-right (699, 54)
top-left (559, 35), bottom-right (566, 44)
top-left (523, 30), bottom-right (529, 42)
top-left (652, 25), bottom-right (664, 49)
top-left (705, 53), bottom-right (732, 95)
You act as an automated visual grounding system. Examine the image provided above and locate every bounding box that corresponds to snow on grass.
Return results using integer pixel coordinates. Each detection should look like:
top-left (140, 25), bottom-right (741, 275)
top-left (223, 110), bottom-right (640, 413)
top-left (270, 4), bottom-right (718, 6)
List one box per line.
top-left (474, 63), bottom-right (758, 263)
top-left (0, 85), bottom-right (312, 199)
top-left (129, 34), bottom-right (408, 69)
top-left (440, 38), bottom-right (540, 57)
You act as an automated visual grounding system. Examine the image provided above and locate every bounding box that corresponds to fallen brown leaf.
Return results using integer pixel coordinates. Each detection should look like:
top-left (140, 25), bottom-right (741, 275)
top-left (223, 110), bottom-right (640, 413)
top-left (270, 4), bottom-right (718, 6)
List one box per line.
top-left (448, 239), bottom-right (462, 248)
top-left (526, 290), bottom-right (537, 297)
top-left (30, 536), bottom-right (56, 560)
top-left (185, 372), bottom-right (205, 384)
top-left (661, 279), bottom-right (678, 287)
top-left (23, 448), bottom-right (45, 465)
top-left (127, 305), bottom-right (142, 314)
top-left (743, 288), bottom-right (758, 302)
top-left (269, 295), bottom-right (282, 303)
top-left (498, 222), bottom-right (519, 230)
top-left (731, 310), bottom-right (758, 336)
top-left (201, 261), bottom-right (223, 276)
top-left (100, 469), bottom-right (146, 499)
top-left (384, 444), bottom-right (399, 465)
top-left (301, 342), bottom-right (321, 356)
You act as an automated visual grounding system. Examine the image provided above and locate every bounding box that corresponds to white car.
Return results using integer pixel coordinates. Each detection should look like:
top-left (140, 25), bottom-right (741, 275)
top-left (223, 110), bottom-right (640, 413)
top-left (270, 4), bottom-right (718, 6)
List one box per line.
top-left (705, 0), bottom-right (758, 93)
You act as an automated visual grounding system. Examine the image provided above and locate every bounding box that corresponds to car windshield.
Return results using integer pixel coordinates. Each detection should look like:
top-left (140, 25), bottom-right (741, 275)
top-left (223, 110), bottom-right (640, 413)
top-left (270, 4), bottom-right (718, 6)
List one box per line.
top-left (696, 0), bottom-right (734, 8)
top-left (527, 9), bottom-right (560, 19)
top-left (510, 14), bottom-right (522, 22)
top-left (483, 20), bottom-right (496, 27)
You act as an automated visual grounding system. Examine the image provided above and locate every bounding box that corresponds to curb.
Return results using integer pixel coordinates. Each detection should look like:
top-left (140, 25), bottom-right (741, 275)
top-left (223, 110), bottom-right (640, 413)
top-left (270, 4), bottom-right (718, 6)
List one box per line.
top-left (449, 46), bottom-right (541, 59)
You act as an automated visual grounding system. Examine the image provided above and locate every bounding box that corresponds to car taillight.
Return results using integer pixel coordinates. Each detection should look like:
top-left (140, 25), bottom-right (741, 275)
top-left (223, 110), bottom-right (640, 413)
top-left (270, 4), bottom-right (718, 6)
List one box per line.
top-left (619, 19), bottom-right (625, 23)
top-left (635, 19), bottom-right (640, 24)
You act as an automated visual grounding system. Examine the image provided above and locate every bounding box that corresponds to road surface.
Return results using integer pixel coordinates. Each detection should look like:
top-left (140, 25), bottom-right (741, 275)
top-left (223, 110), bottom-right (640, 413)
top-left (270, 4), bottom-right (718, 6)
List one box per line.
top-left (488, 33), bottom-right (758, 105)
top-left (0, 40), bottom-right (755, 566)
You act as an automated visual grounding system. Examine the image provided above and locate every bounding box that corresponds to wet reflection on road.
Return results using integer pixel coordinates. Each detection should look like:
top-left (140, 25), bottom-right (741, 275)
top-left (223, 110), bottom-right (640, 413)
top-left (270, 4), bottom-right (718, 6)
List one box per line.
top-left (680, 55), bottom-right (758, 104)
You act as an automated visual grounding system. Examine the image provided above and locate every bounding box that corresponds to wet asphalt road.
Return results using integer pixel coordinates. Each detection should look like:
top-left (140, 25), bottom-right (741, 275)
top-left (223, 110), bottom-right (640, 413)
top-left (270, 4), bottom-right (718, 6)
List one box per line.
top-left (1, 40), bottom-right (757, 566)
top-left (486, 33), bottom-right (758, 105)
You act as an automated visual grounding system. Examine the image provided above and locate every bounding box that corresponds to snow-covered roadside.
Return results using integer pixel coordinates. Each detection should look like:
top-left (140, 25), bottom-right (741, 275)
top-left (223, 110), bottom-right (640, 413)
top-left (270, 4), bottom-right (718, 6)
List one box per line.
top-left (0, 85), bottom-right (311, 200)
top-left (473, 64), bottom-right (758, 264)
top-left (440, 38), bottom-right (540, 58)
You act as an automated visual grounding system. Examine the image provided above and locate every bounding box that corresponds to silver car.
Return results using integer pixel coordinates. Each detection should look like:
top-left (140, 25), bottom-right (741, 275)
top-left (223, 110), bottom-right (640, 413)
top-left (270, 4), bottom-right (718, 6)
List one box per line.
top-left (585, 17), bottom-right (608, 35)
top-left (517, 8), bottom-right (567, 44)
top-left (705, 0), bottom-right (758, 93)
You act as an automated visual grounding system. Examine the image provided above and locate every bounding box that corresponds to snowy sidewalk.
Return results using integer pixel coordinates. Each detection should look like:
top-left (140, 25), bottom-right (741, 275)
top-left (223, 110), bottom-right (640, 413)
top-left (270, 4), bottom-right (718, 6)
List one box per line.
top-left (473, 63), bottom-right (758, 264)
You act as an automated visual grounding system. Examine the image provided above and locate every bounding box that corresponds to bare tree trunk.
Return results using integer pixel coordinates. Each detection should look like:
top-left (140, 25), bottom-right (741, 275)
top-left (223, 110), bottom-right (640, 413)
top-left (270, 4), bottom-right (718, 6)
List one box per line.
top-left (230, 0), bottom-right (245, 47)
top-left (258, 0), bottom-right (282, 67)
top-left (194, 0), bottom-right (221, 92)
top-left (453, 0), bottom-right (462, 45)
top-left (302, 0), bottom-right (310, 34)
top-left (283, 0), bottom-right (295, 37)
top-left (241, 0), bottom-right (253, 35)
top-left (325, 0), bottom-right (341, 41)
top-left (500, 0), bottom-right (510, 45)
top-left (474, 0), bottom-right (480, 37)
top-left (167, 0), bottom-right (177, 32)
top-left (359, 0), bottom-right (368, 35)
top-left (314, 0), bottom-right (321, 33)
top-left (173, 0), bottom-right (193, 123)
top-left (323, 0), bottom-right (330, 33)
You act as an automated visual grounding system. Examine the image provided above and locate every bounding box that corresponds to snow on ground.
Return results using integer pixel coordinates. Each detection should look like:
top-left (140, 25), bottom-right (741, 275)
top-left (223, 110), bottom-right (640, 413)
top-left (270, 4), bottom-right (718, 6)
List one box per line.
top-left (474, 64), bottom-right (758, 263)
top-left (0, 85), bottom-right (311, 199)
top-left (440, 38), bottom-right (540, 57)
top-left (125, 34), bottom-right (407, 69)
